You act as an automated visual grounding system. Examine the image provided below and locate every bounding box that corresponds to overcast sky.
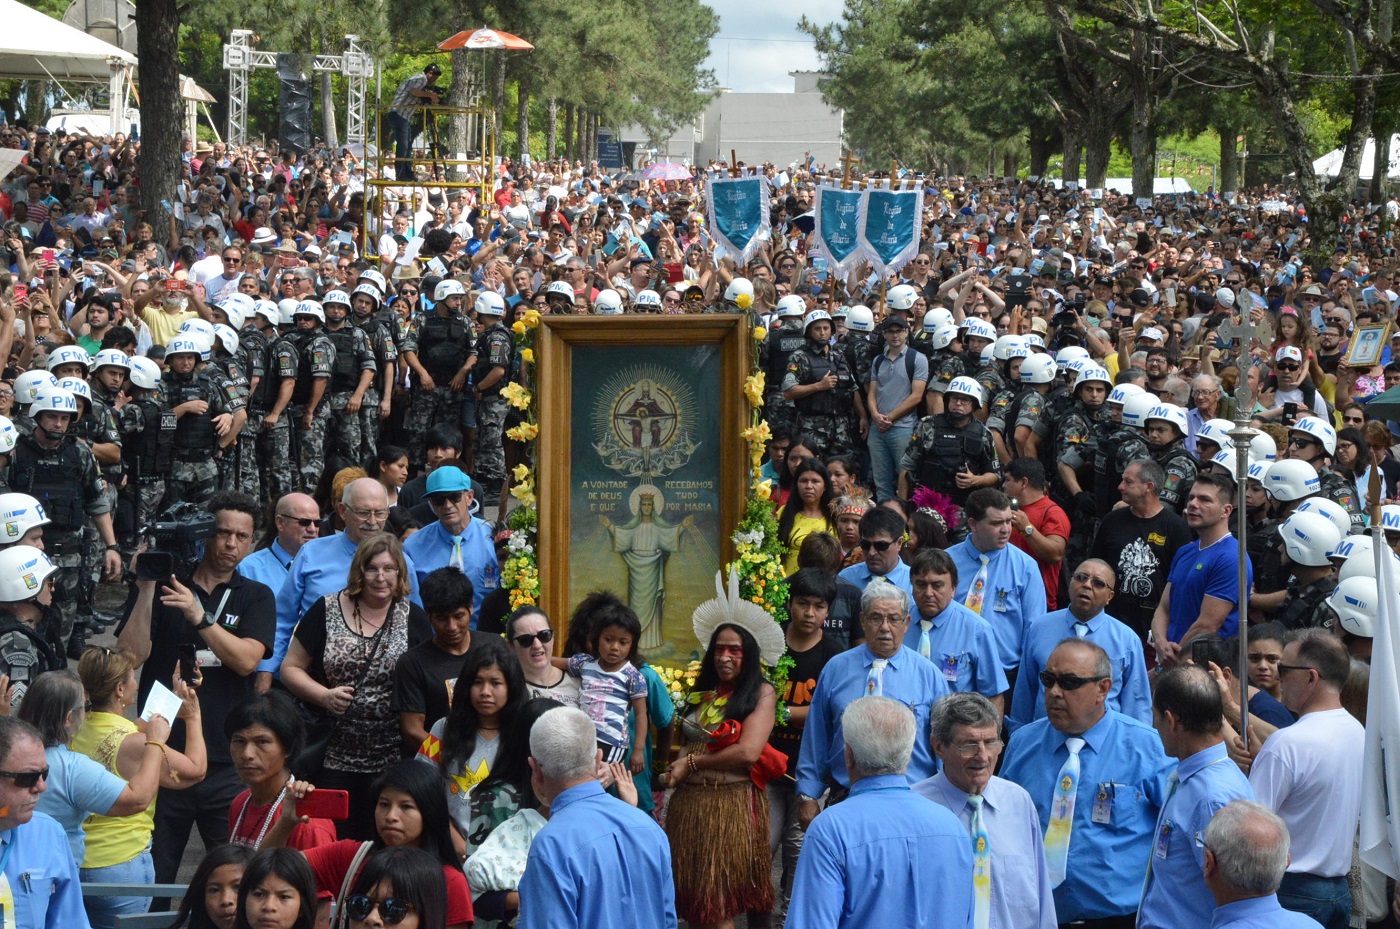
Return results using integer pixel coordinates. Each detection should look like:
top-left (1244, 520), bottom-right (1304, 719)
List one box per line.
top-left (702, 0), bottom-right (846, 93)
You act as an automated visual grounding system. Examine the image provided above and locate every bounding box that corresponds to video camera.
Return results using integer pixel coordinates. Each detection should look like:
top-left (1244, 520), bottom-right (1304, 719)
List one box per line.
top-left (134, 502), bottom-right (218, 581)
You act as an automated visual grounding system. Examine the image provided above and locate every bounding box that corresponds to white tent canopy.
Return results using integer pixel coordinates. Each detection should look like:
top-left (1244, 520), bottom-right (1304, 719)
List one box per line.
top-left (1313, 135), bottom-right (1400, 181)
top-left (0, 0), bottom-right (135, 81)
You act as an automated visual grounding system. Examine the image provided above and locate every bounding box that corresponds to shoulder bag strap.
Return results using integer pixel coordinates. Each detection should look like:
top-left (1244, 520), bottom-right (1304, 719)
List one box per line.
top-left (332, 840), bottom-right (376, 929)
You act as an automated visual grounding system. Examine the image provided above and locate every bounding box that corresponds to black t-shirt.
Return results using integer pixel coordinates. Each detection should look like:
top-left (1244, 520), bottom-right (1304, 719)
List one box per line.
top-left (1088, 506), bottom-right (1192, 640)
top-left (392, 638), bottom-right (472, 735)
top-left (136, 570), bottom-right (276, 766)
top-left (770, 635), bottom-right (846, 776)
top-left (826, 578), bottom-right (865, 648)
top-left (398, 475), bottom-right (428, 511)
top-left (475, 586), bottom-right (509, 634)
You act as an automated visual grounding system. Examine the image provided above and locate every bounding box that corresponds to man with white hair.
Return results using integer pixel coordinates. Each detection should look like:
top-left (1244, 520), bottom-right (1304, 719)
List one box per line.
top-left (795, 578), bottom-right (948, 830)
top-left (1204, 800), bottom-right (1323, 929)
top-left (788, 696), bottom-right (973, 929)
top-left (518, 706), bottom-right (675, 929)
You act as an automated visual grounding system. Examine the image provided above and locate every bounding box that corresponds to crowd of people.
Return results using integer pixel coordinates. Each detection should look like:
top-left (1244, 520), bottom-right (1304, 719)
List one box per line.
top-left (0, 97), bottom-right (1390, 929)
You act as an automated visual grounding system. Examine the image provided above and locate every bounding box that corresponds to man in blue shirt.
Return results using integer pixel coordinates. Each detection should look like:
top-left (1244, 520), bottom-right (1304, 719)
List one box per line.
top-left (1001, 638), bottom-right (1173, 925)
top-left (270, 478), bottom-right (421, 675)
top-left (1204, 800), bottom-right (1324, 929)
top-left (1010, 559), bottom-right (1151, 732)
top-left (402, 468), bottom-right (498, 614)
top-left (1139, 665), bottom-right (1254, 929)
top-left (946, 488), bottom-right (1047, 675)
top-left (0, 718), bottom-right (89, 929)
top-left (914, 692), bottom-right (1057, 929)
top-left (242, 492), bottom-right (320, 687)
top-left (796, 578), bottom-right (949, 830)
top-left (1151, 471), bottom-right (1252, 666)
top-left (518, 706), bottom-right (675, 929)
top-left (836, 506), bottom-right (912, 598)
top-left (905, 548), bottom-right (1008, 712)
top-left (789, 695), bottom-right (972, 929)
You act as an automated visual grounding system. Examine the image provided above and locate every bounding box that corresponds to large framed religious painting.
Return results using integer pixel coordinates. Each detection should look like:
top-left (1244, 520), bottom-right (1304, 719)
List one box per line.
top-left (535, 315), bottom-right (749, 663)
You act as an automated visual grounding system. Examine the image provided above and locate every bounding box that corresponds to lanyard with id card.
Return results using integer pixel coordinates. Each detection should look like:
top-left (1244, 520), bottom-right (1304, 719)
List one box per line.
top-left (1091, 783), bottom-right (1114, 824)
top-left (196, 588), bottom-right (233, 670)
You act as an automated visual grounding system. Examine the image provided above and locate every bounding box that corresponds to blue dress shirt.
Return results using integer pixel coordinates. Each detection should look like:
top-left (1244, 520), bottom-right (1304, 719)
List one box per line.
top-left (2, 812), bottom-right (90, 929)
top-left (517, 780), bottom-right (676, 929)
top-left (907, 600), bottom-right (1009, 698)
top-left (795, 645), bottom-right (949, 798)
top-left (402, 517), bottom-right (499, 615)
top-left (269, 532), bottom-right (422, 674)
top-left (238, 540), bottom-right (295, 609)
top-left (1139, 742), bottom-right (1254, 929)
top-left (1009, 609), bottom-right (1152, 732)
top-left (946, 539), bottom-right (1047, 670)
top-left (1000, 710), bottom-right (1173, 922)
top-left (788, 774), bottom-right (973, 929)
top-left (913, 773), bottom-right (1058, 929)
top-left (1210, 894), bottom-right (1326, 929)
top-left (837, 559), bottom-right (913, 599)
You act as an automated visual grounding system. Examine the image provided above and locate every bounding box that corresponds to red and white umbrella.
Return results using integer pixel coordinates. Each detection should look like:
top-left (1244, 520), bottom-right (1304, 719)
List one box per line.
top-left (439, 28), bottom-right (535, 51)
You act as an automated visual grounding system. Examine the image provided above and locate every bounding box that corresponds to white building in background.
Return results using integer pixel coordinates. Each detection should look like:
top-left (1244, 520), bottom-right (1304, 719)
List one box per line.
top-left (618, 71), bottom-right (844, 169)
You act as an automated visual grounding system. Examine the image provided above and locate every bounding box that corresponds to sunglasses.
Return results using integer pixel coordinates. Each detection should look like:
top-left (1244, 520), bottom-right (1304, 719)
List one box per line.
top-left (512, 628), bottom-right (554, 648)
top-left (1276, 363), bottom-right (1301, 373)
top-left (0, 767), bottom-right (49, 788)
top-left (1039, 672), bottom-right (1107, 692)
top-left (345, 895), bottom-right (416, 925)
top-left (428, 491), bottom-right (464, 506)
top-left (859, 538), bottom-right (897, 552)
top-left (278, 515), bottom-right (318, 528)
top-left (1071, 572), bottom-right (1111, 591)
top-left (1288, 436), bottom-right (1318, 449)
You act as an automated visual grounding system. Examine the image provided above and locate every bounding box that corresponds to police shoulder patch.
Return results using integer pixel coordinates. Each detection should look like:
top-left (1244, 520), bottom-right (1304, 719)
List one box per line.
top-left (1165, 474), bottom-right (1182, 490)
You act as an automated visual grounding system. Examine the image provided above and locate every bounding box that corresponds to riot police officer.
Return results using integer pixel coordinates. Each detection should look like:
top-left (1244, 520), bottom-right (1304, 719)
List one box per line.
top-left (1052, 365), bottom-right (1113, 514)
top-left (898, 376), bottom-right (1000, 509)
top-left (10, 371), bottom-right (56, 438)
top-left (320, 289), bottom-right (377, 474)
top-left (1286, 416), bottom-right (1364, 532)
top-left (350, 283), bottom-right (399, 463)
top-left (118, 357), bottom-right (174, 554)
top-left (0, 546), bottom-right (63, 706)
top-left (164, 336), bottom-right (244, 506)
top-left (1143, 403), bottom-right (1196, 514)
top-left (1000, 353), bottom-right (1057, 461)
top-left (982, 337), bottom-right (1028, 454)
top-left (208, 323), bottom-right (259, 500)
top-left (782, 309), bottom-right (855, 459)
top-left (761, 294), bottom-right (809, 433)
top-left (284, 302), bottom-right (335, 493)
top-left (8, 386), bottom-right (119, 657)
top-left (472, 290), bottom-right (514, 506)
top-left (1273, 511), bottom-right (1341, 629)
top-left (402, 280), bottom-right (476, 469)
top-left (1092, 385), bottom-right (1151, 517)
top-left (55, 375), bottom-right (121, 636)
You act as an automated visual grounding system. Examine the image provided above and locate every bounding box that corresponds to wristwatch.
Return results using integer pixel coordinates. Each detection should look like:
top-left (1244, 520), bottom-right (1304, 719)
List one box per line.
top-left (1023, 525), bottom-right (1035, 536)
top-left (194, 611), bottom-right (216, 631)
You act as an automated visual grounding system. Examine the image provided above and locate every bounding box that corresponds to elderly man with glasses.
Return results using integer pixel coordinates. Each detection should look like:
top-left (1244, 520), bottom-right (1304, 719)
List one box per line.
top-left (403, 466), bottom-right (498, 614)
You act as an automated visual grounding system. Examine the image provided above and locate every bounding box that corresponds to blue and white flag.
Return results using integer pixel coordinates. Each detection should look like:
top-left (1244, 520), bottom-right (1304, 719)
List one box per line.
top-left (813, 182), bottom-right (865, 279)
top-left (858, 181), bottom-right (924, 278)
top-left (706, 171), bottom-right (770, 266)
top-left (1361, 530), bottom-right (1400, 879)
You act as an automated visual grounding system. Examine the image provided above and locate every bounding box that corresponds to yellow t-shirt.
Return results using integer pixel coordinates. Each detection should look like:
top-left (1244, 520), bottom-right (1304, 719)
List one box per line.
top-left (71, 712), bottom-right (154, 869)
top-left (783, 513), bottom-right (830, 574)
top-left (141, 306), bottom-right (197, 346)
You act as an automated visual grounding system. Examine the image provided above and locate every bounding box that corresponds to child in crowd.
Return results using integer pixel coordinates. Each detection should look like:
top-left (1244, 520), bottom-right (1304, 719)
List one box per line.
top-left (552, 596), bottom-right (648, 772)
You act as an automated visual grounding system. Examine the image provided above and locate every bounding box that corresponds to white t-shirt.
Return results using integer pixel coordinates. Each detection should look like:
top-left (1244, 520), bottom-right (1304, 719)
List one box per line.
top-left (1249, 706), bottom-right (1364, 876)
top-left (187, 253), bottom-right (226, 287)
top-left (1274, 386), bottom-right (1329, 422)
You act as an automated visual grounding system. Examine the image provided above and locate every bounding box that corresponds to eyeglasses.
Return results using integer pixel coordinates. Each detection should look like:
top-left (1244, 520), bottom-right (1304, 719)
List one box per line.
top-left (948, 738), bottom-right (1004, 758)
top-left (0, 768), bottom-right (49, 788)
top-left (861, 614), bottom-right (907, 628)
top-left (427, 491), bottom-right (463, 506)
top-left (859, 538), bottom-right (897, 552)
top-left (1039, 672), bottom-right (1107, 691)
top-left (1276, 363), bottom-right (1301, 373)
top-left (344, 505), bottom-right (388, 521)
top-left (1288, 437), bottom-right (1319, 449)
top-left (1276, 662), bottom-right (1315, 677)
top-left (512, 629), bottom-right (554, 648)
top-left (1071, 572), bottom-right (1111, 591)
top-left (222, 256), bottom-right (240, 263)
top-left (277, 515), bottom-right (318, 528)
top-left (345, 895), bottom-right (416, 925)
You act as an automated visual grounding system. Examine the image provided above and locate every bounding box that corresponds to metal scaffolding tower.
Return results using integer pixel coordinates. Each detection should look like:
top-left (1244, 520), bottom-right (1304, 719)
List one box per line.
top-left (221, 30), bottom-right (376, 146)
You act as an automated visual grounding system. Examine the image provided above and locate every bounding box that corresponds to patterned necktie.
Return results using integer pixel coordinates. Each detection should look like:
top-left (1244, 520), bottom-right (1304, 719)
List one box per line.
top-left (1043, 736), bottom-right (1086, 888)
top-left (919, 620), bottom-right (933, 659)
top-left (866, 658), bottom-right (889, 696)
top-left (450, 536), bottom-right (465, 571)
top-left (1074, 621), bottom-right (1089, 638)
top-left (965, 555), bottom-right (990, 614)
top-left (969, 794), bottom-right (992, 929)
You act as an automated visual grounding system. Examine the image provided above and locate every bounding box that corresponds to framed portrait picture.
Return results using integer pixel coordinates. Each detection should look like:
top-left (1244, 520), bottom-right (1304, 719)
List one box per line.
top-left (535, 315), bottom-right (749, 663)
top-left (1345, 321), bottom-right (1391, 368)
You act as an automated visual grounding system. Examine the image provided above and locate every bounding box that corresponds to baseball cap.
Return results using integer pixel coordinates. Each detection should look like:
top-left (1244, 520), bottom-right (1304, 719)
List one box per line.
top-left (426, 468), bottom-right (473, 494)
top-left (1214, 287), bottom-right (1236, 308)
top-left (1276, 345), bottom-right (1304, 364)
top-left (883, 315), bottom-right (910, 330)
top-left (1140, 326), bottom-right (1164, 342)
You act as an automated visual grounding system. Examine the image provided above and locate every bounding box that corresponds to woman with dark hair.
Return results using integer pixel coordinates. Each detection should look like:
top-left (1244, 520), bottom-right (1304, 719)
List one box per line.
top-left (905, 506), bottom-right (951, 561)
top-left (418, 637), bottom-right (528, 857)
top-left (374, 445), bottom-right (411, 510)
top-left (345, 847), bottom-right (448, 929)
top-left (506, 605), bottom-right (579, 705)
top-left (664, 579), bottom-right (785, 928)
top-left (778, 458), bottom-right (835, 574)
top-left (225, 692), bottom-right (336, 851)
top-left (280, 533), bottom-right (430, 839)
top-left (232, 848), bottom-right (317, 929)
top-left (267, 761), bottom-right (473, 929)
top-left (168, 843), bottom-right (255, 929)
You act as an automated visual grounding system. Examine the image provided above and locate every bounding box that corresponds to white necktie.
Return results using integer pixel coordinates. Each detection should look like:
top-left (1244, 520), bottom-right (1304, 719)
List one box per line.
top-left (866, 658), bottom-right (888, 696)
top-left (1074, 621), bottom-right (1089, 638)
top-left (1043, 736), bottom-right (1086, 888)
top-left (450, 536), bottom-right (464, 571)
top-left (919, 620), bottom-right (933, 659)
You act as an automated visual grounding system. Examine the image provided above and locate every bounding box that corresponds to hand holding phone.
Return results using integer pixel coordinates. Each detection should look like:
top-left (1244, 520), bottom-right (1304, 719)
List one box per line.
top-left (296, 789), bottom-right (350, 821)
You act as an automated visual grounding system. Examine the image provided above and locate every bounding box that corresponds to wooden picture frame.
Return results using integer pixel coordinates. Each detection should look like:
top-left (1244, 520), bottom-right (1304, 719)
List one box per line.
top-left (536, 315), bottom-right (749, 663)
top-left (1345, 321), bottom-right (1391, 368)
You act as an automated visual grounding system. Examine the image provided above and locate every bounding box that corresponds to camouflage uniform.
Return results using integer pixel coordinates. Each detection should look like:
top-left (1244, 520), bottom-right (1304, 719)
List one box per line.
top-left (931, 351), bottom-right (970, 398)
top-left (472, 317), bottom-right (516, 497)
top-left (72, 394), bottom-right (121, 633)
top-left (1318, 469), bottom-right (1364, 533)
top-left (1249, 519), bottom-right (1287, 596)
top-left (321, 321), bottom-right (378, 474)
top-left (286, 329), bottom-right (336, 494)
top-left (899, 413), bottom-right (1000, 508)
top-left (211, 353), bottom-right (255, 501)
top-left (165, 367), bottom-right (242, 508)
top-left (235, 326), bottom-right (270, 504)
top-left (255, 336), bottom-right (303, 503)
top-left (783, 338), bottom-right (856, 459)
top-left (402, 309), bottom-right (475, 468)
top-left (8, 431), bottom-right (109, 653)
top-left (1275, 575), bottom-right (1338, 630)
top-left (974, 364), bottom-right (1010, 423)
top-left (1153, 443), bottom-right (1198, 515)
top-left (117, 387), bottom-right (174, 552)
top-left (1002, 386), bottom-right (1052, 459)
top-left (1092, 421), bottom-right (1150, 518)
top-left (761, 320), bottom-right (806, 433)
top-left (1054, 399), bottom-right (1112, 584)
top-left (354, 311), bottom-right (400, 464)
